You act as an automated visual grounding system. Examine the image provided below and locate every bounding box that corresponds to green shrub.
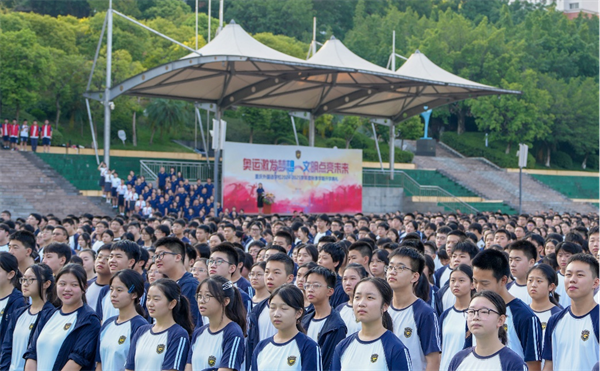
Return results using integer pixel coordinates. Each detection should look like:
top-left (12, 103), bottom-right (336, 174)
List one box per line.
top-left (52, 129), bottom-right (64, 146)
top-left (396, 150), bottom-right (414, 163)
top-left (553, 151), bottom-right (573, 169)
top-left (586, 154), bottom-right (599, 170)
top-left (325, 137), bottom-right (346, 148)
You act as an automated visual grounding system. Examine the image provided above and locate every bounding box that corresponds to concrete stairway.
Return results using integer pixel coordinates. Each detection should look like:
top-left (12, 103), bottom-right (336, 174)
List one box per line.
top-left (412, 155), bottom-right (597, 214)
top-left (0, 150), bottom-right (115, 218)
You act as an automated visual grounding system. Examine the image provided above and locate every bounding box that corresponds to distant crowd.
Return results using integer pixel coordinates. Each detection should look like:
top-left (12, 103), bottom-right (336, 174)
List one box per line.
top-left (2, 119), bottom-right (53, 152)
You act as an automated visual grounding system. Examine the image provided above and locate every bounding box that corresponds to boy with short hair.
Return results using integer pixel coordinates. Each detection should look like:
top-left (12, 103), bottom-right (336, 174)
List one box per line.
top-left (434, 230), bottom-right (467, 288)
top-left (508, 240), bottom-right (538, 305)
top-left (387, 247), bottom-right (441, 371)
top-left (589, 226), bottom-right (599, 259)
top-left (42, 242), bottom-right (72, 276)
top-left (472, 249), bottom-right (543, 371)
top-left (555, 241), bottom-right (583, 308)
top-left (302, 266), bottom-right (347, 371)
top-left (317, 243), bottom-right (348, 307)
top-left (171, 219), bottom-right (190, 243)
top-left (8, 230), bottom-right (36, 274)
top-left (346, 241), bottom-right (372, 273)
top-left (207, 243), bottom-right (251, 313)
top-left (87, 244), bottom-right (111, 312)
top-left (542, 254), bottom-right (599, 371)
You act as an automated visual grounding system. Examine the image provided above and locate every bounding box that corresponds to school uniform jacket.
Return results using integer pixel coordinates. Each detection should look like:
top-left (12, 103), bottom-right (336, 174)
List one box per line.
top-left (245, 298), bottom-right (269, 371)
top-left (177, 271), bottom-right (201, 327)
top-left (0, 288), bottom-right (27, 342)
top-left (330, 275), bottom-right (349, 309)
top-left (301, 309), bottom-right (348, 371)
top-left (24, 304), bottom-right (101, 371)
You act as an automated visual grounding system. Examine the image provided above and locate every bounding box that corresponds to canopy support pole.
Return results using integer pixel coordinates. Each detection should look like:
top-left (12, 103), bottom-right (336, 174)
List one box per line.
top-left (195, 0), bottom-right (198, 50)
top-left (371, 123), bottom-right (383, 171)
top-left (103, 0), bottom-right (113, 167)
top-left (194, 104), bottom-right (210, 166)
top-left (309, 115), bottom-right (315, 147)
top-left (85, 99), bottom-right (100, 165)
top-left (389, 124), bottom-right (395, 180)
top-left (208, 0), bottom-right (212, 42)
top-left (213, 108), bottom-right (222, 217)
top-left (290, 116), bottom-right (300, 146)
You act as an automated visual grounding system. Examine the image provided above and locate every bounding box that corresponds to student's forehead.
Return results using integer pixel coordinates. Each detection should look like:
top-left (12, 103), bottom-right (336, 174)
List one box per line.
top-left (211, 251), bottom-right (228, 259)
top-left (390, 255), bottom-right (410, 265)
top-left (306, 272), bottom-right (326, 282)
top-left (266, 261), bottom-right (285, 270)
top-left (566, 261), bottom-right (593, 273)
top-left (473, 267), bottom-right (495, 279)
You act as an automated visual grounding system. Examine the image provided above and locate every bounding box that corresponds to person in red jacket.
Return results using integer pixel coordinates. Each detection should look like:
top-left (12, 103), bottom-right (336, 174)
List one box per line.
top-left (9, 120), bottom-right (19, 151)
top-left (29, 120), bottom-right (40, 152)
top-left (41, 120), bottom-right (52, 153)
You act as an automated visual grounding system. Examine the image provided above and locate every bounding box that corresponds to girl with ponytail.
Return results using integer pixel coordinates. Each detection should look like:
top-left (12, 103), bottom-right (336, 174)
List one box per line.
top-left (0, 263), bottom-right (55, 371)
top-left (526, 263), bottom-right (562, 338)
top-left (448, 290), bottom-right (527, 371)
top-left (331, 277), bottom-right (412, 371)
top-left (96, 269), bottom-right (148, 371)
top-left (0, 252), bottom-right (25, 343)
top-left (185, 276), bottom-right (246, 371)
top-left (251, 284), bottom-right (322, 371)
top-left (125, 278), bottom-right (192, 371)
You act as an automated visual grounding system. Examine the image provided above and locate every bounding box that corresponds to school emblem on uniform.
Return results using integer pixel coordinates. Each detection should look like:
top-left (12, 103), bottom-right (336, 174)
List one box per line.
top-left (541, 322), bottom-right (547, 330)
top-left (208, 356), bottom-right (216, 366)
top-left (118, 335), bottom-right (126, 345)
top-left (29, 324), bottom-right (34, 330)
top-left (63, 323), bottom-right (72, 331)
top-left (370, 354), bottom-right (379, 363)
top-left (582, 330), bottom-right (590, 341)
top-left (295, 150), bottom-right (301, 159)
top-left (157, 344), bottom-right (165, 354)
top-left (404, 327), bottom-right (413, 338)
top-left (287, 356), bottom-right (297, 366)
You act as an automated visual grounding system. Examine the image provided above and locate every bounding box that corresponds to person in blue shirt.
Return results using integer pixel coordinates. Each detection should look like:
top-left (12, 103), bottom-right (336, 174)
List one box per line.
top-left (24, 264), bottom-right (101, 371)
top-left (256, 183), bottom-right (265, 215)
top-left (157, 167), bottom-right (169, 192)
top-left (0, 263), bottom-right (56, 371)
top-left (336, 263), bottom-right (369, 337)
top-left (96, 269), bottom-right (148, 371)
top-left (331, 277), bottom-right (413, 371)
top-left (302, 266), bottom-right (347, 371)
top-left (472, 248), bottom-right (542, 371)
top-left (126, 278), bottom-right (192, 371)
top-left (208, 243), bottom-right (252, 314)
top-left (252, 284), bottom-right (322, 371)
top-left (186, 275), bottom-right (246, 371)
top-left (0, 252), bottom-right (26, 343)
top-left (204, 178), bottom-right (214, 199)
top-left (448, 290), bottom-right (528, 371)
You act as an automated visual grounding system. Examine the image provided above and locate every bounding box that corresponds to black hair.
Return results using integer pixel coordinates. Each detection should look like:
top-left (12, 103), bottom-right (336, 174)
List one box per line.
top-left (494, 229), bottom-right (512, 240)
top-left (389, 247), bottom-right (429, 302)
top-left (468, 223), bottom-right (483, 234)
top-left (588, 226), bottom-right (599, 239)
top-left (110, 240), bottom-right (141, 265)
top-left (470, 290), bottom-right (507, 345)
top-left (436, 226), bottom-right (452, 235)
top-left (399, 239), bottom-right (424, 255)
top-left (194, 243), bottom-right (211, 259)
top-left (348, 241), bottom-right (373, 263)
top-left (306, 265), bottom-right (337, 289)
top-left (211, 242), bottom-right (239, 266)
top-left (542, 253), bottom-right (559, 271)
top-left (155, 236), bottom-right (186, 261)
top-left (266, 245), bottom-right (287, 254)
top-left (97, 243), bottom-right (112, 255)
top-left (268, 284), bottom-right (306, 333)
top-left (156, 225), bottom-right (171, 236)
top-left (266, 253), bottom-right (295, 276)
top-left (296, 244), bottom-right (318, 262)
top-left (371, 249), bottom-right (390, 265)
top-left (424, 255), bottom-right (435, 284)
top-left (151, 278), bottom-right (194, 336)
top-left (555, 241), bottom-right (583, 255)
top-left (567, 253), bottom-right (600, 279)
top-left (56, 264), bottom-right (88, 304)
top-left (318, 243), bottom-right (344, 272)
top-left (25, 263), bottom-right (56, 304)
top-left (274, 230), bottom-right (293, 247)
top-left (565, 232), bottom-right (584, 246)
top-left (69, 256), bottom-right (83, 266)
top-left (111, 269), bottom-right (146, 316)
top-left (527, 233), bottom-right (545, 248)
top-left (44, 243), bottom-right (72, 264)
top-left (173, 219), bottom-right (186, 227)
top-left (353, 277), bottom-right (394, 331)
top-left (508, 240), bottom-right (538, 262)
top-left (527, 264), bottom-right (560, 306)
top-left (9, 230), bottom-right (36, 251)
top-left (472, 249), bottom-right (510, 282)
top-left (343, 263), bottom-right (369, 279)
top-left (197, 276), bottom-right (247, 335)
top-left (450, 241), bottom-right (480, 259)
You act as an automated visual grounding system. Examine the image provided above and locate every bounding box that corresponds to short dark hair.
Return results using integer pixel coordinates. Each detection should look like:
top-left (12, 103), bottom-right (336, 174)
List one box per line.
top-left (156, 225), bottom-right (171, 235)
top-left (266, 244), bottom-right (287, 255)
top-left (211, 242), bottom-right (239, 266)
top-left (348, 241), bottom-right (373, 261)
top-left (555, 241), bottom-right (583, 255)
top-left (318, 243), bottom-right (345, 272)
top-left (472, 249), bottom-right (510, 282)
top-left (274, 230), bottom-right (293, 247)
top-left (567, 253), bottom-right (599, 279)
top-left (306, 265), bottom-right (337, 289)
top-left (389, 247), bottom-right (425, 274)
top-left (110, 240), bottom-right (141, 263)
top-left (266, 253), bottom-right (294, 276)
top-left (508, 240), bottom-right (538, 261)
top-left (494, 229), bottom-right (512, 240)
top-left (9, 230), bottom-right (36, 251)
top-left (436, 226), bottom-right (452, 235)
top-left (468, 223), bottom-right (483, 234)
top-left (45, 243), bottom-right (72, 263)
top-left (450, 241), bottom-right (480, 259)
top-left (399, 239), bottom-right (424, 255)
top-left (588, 226), bottom-right (599, 238)
top-left (155, 236), bottom-right (186, 258)
top-left (173, 219), bottom-right (186, 227)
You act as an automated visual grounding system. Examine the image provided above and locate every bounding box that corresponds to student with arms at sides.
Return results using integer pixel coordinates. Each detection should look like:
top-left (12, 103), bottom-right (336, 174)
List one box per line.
top-left (249, 262), bottom-right (269, 307)
top-left (125, 279), bottom-right (192, 371)
top-left (24, 264), bottom-right (101, 371)
top-left (526, 264), bottom-right (562, 338)
top-left (251, 284), bottom-right (322, 371)
top-left (302, 266), bottom-right (347, 371)
top-left (208, 243), bottom-right (252, 315)
top-left (96, 269), bottom-right (148, 371)
top-left (507, 241), bottom-right (538, 305)
top-left (0, 252), bottom-right (26, 343)
top-left (448, 291), bottom-right (528, 371)
top-left (246, 253), bottom-right (295, 370)
top-left (387, 247), bottom-right (441, 371)
top-left (472, 249), bottom-right (542, 371)
top-left (317, 243), bottom-right (349, 308)
top-left (0, 264), bottom-right (56, 371)
top-left (438, 265), bottom-right (474, 371)
top-left (336, 263), bottom-right (368, 337)
top-left (87, 244), bottom-right (112, 313)
top-left (542, 254), bottom-right (599, 371)
top-left (296, 262), bottom-right (318, 311)
top-left (553, 241), bottom-right (582, 309)
top-left (7, 230), bottom-right (37, 275)
top-left (369, 249), bottom-right (389, 281)
top-left (331, 277), bottom-right (413, 371)
top-left (186, 276), bottom-right (246, 371)
top-left (434, 242), bottom-right (478, 317)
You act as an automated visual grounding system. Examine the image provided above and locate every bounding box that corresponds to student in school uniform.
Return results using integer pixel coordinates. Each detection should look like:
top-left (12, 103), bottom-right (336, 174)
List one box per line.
top-left (208, 243), bottom-right (252, 315)
top-left (387, 247), bottom-right (441, 371)
top-left (302, 266), bottom-right (347, 371)
top-left (186, 276), bottom-right (246, 371)
top-left (96, 269), bottom-right (148, 371)
top-left (336, 263), bottom-right (369, 337)
top-left (317, 243), bottom-right (349, 308)
top-left (448, 291), bottom-right (528, 371)
top-left (24, 264), bottom-right (101, 371)
top-left (0, 252), bottom-right (27, 343)
top-left (87, 244), bottom-right (112, 312)
top-left (526, 264), bottom-right (562, 338)
top-left (507, 241), bottom-right (538, 305)
top-left (251, 284), bottom-right (322, 371)
top-left (40, 120), bottom-right (52, 153)
top-left (331, 277), bottom-right (413, 371)
top-left (29, 120), bottom-right (40, 152)
top-left (125, 279), bottom-right (192, 371)
top-left (472, 249), bottom-right (543, 371)
top-left (554, 241), bottom-right (583, 309)
top-left (0, 264), bottom-right (56, 371)
top-left (542, 254), bottom-right (599, 371)
top-left (438, 265), bottom-right (474, 371)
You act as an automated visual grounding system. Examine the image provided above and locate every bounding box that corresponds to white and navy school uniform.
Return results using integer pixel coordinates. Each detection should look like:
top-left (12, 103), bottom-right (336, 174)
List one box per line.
top-left (530, 306), bottom-right (562, 339)
top-left (0, 301), bottom-right (55, 371)
top-left (0, 288), bottom-right (26, 343)
top-left (434, 265), bottom-right (452, 288)
top-left (24, 304), bottom-right (101, 371)
top-left (187, 321), bottom-right (244, 371)
top-left (336, 303), bottom-right (362, 336)
top-left (448, 346), bottom-right (528, 371)
top-left (86, 277), bottom-right (106, 313)
top-left (246, 298), bottom-right (277, 369)
top-left (388, 298), bottom-right (441, 371)
top-left (507, 281), bottom-right (532, 305)
top-left (235, 276), bottom-right (255, 298)
top-left (251, 331), bottom-right (322, 371)
top-left (439, 306), bottom-right (472, 371)
top-left (433, 283), bottom-right (456, 317)
top-left (542, 304), bottom-right (599, 371)
top-left (125, 323), bottom-right (190, 371)
top-left (96, 285), bottom-right (119, 321)
top-left (555, 271), bottom-right (571, 308)
top-left (331, 330), bottom-right (413, 371)
top-left (96, 314), bottom-right (147, 371)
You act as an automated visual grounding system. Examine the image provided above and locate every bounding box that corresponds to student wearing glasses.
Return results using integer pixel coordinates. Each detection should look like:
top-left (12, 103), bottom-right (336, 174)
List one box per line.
top-left (448, 291), bottom-right (527, 371)
top-left (208, 243), bottom-right (252, 314)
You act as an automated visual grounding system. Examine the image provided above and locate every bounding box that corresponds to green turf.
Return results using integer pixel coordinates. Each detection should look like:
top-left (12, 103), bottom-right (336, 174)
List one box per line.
top-left (530, 174), bottom-right (599, 200)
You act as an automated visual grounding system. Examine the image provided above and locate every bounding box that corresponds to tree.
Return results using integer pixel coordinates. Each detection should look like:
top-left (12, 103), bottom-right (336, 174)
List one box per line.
top-left (333, 116), bottom-right (363, 148)
top-left (239, 107), bottom-right (271, 144)
top-left (144, 99), bottom-right (190, 144)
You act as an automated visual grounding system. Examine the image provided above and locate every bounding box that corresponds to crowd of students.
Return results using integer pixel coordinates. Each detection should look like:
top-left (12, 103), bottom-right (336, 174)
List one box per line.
top-left (1, 119), bottom-right (52, 153)
top-left (0, 205), bottom-right (597, 371)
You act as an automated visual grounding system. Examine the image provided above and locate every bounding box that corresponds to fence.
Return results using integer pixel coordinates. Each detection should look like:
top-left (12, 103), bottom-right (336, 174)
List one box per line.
top-left (140, 160), bottom-right (219, 182)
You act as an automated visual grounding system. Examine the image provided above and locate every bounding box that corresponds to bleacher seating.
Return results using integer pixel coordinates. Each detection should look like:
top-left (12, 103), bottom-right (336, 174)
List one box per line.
top-left (530, 174), bottom-right (599, 200)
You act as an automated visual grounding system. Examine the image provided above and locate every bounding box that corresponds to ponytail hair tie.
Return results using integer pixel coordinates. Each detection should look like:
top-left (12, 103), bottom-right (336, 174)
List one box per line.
top-left (222, 280), bottom-right (234, 291)
top-left (128, 284), bottom-right (135, 293)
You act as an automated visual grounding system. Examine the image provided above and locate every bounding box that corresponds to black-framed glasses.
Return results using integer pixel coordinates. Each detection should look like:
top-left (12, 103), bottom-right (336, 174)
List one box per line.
top-left (19, 277), bottom-right (36, 285)
top-left (464, 308), bottom-right (501, 318)
top-left (196, 294), bottom-right (214, 302)
top-left (304, 283), bottom-right (330, 290)
top-left (207, 258), bottom-right (231, 266)
top-left (152, 251), bottom-right (178, 261)
top-left (385, 264), bottom-right (414, 273)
